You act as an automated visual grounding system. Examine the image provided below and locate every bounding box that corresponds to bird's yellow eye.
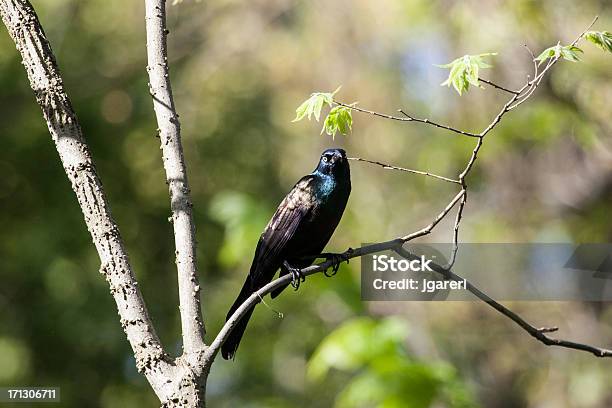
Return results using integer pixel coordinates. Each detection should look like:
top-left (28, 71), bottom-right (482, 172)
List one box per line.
top-left (322, 156), bottom-right (328, 162)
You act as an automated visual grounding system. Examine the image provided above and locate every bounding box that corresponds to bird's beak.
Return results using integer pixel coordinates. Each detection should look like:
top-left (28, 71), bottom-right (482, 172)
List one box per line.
top-left (332, 152), bottom-right (344, 163)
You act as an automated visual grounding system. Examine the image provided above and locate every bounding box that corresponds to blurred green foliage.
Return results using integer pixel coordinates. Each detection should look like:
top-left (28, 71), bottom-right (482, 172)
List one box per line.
top-left (209, 191), bottom-right (270, 268)
top-left (0, 0), bottom-right (611, 407)
top-left (309, 317), bottom-right (475, 407)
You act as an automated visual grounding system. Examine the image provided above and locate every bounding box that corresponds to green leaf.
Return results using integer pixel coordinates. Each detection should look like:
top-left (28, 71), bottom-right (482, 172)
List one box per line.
top-left (584, 31), bottom-right (612, 53)
top-left (560, 45), bottom-right (583, 62)
top-left (535, 44), bottom-right (583, 66)
top-left (312, 95), bottom-right (324, 121)
top-left (293, 98), bottom-right (311, 122)
top-left (534, 45), bottom-right (558, 65)
top-left (436, 53), bottom-right (496, 96)
top-left (321, 105), bottom-right (353, 139)
top-left (471, 54), bottom-right (494, 68)
top-left (292, 86), bottom-right (341, 123)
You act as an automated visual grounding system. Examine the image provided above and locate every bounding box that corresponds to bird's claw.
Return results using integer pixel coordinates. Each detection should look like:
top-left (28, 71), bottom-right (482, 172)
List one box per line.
top-left (290, 268), bottom-right (305, 290)
top-left (322, 248), bottom-right (353, 277)
top-left (283, 261), bottom-right (305, 290)
top-left (323, 262), bottom-right (340, 277)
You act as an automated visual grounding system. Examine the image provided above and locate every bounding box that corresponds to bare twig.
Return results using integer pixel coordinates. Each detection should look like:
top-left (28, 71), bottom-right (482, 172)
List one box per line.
top-left (333, 101), bottom-right (412, 122)
top-left (401, 190), bottom-right (467, 241)
top-left (144, 0), bottom-right (206, 355)
top-left (348, 157), bottom-right (461, 184)
top-left (447, 189), bottom-right (467, 269)
top-left (478, 77), bottom-right (520, 95)
top-left (332, 101), bottom-right (481, 138)
top-left (397, 109), bottom-right (481, 138)
top-left (394, 247), bottom-right (612, 358)
top-left (523, 44), bottom-right (538, 84)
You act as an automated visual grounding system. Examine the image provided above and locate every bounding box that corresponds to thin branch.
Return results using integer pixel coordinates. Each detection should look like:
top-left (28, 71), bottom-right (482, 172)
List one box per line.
top-left (463, 19), bottom-right (597, 175)
top-left (0, 0), bottom-right (177, 397)
top-left (401, 190), bottom-right (466, 241)
top-left (393, 247), bottom-right (612, 358)
top-left (348, 157), bottom-right (461, 184)
top-left (507, 55), bottom-right (553, 111)
top-left (459, 17), bottom-right (596, 185)
top-left (397, 109), bottom-right (481, 138)
top-left (478, 77), bottom-right (520, 95)
top-left (523, 44), bottom-right (538, 83)
top-left (446, 189), bottom-right (467, 269)
top-left (144, 0), bottom-right (206, 355)
top-left (333, 101), bottom-right (481, 138)
top-left (334, 101), bottom-right (412, 122)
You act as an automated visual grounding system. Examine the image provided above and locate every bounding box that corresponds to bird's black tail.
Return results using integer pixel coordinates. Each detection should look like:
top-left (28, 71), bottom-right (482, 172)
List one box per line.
top-left (221, 276), bottom-right (257, 360)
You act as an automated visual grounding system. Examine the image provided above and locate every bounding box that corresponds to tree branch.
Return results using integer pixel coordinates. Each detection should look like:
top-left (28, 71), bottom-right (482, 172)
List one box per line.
top-left (347, 157), bottom-right (461, 184)
top-left (0, 0), bottom-right (177, 396)
top-left (400, 189), bottom-right (466, 241)
top-left (333, 101), bottom-right (481, 138)
top-left (393, 246), bottom-right (612, 358)
top-left (478, 77), bottom-right (520, 95)
top-left (144, 0), bottom-right (206, 355)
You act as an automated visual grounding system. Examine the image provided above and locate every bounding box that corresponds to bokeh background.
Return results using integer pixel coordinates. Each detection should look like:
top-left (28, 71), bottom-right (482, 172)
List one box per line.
top-left (1, 0), bottom-right (611, 406)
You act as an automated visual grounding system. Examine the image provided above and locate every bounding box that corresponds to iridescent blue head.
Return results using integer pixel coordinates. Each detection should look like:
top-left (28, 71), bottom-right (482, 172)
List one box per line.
top-left (314, 148), bottom-right (350, 181)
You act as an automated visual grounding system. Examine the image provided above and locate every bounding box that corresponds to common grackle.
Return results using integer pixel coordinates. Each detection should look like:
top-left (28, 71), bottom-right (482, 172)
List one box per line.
top-left (222, 148), bottom-right (351, 360)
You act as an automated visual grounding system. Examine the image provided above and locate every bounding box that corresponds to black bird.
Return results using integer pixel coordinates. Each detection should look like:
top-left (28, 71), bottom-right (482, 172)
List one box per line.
top-left (222, 148), bottom-right (351, 360)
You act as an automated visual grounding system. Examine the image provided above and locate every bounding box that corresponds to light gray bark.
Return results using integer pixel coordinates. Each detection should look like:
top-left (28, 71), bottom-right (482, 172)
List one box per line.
top-left (144, 0), bottom-right (206, 356)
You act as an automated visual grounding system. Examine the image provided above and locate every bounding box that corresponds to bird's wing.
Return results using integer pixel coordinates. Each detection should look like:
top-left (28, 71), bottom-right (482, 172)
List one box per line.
top-left (249, 175), bottom-right (317, 284)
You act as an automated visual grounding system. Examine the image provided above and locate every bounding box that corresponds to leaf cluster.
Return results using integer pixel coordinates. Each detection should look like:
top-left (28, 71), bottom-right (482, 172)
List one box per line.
top-left (292, 87), bottom-right (354, 138)
top-left (436, 53), bottom-right (496, 95)
top-left (584, 30), bottom-right (612, 53)
top-left (535, 43), bottom-right (583, 65)
top-left (322, 105), bottom-right (353, 138)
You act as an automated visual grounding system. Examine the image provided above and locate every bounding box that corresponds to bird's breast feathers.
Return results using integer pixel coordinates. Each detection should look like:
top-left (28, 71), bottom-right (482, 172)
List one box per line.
top-left (316, 174), bottom-right (337, 200)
